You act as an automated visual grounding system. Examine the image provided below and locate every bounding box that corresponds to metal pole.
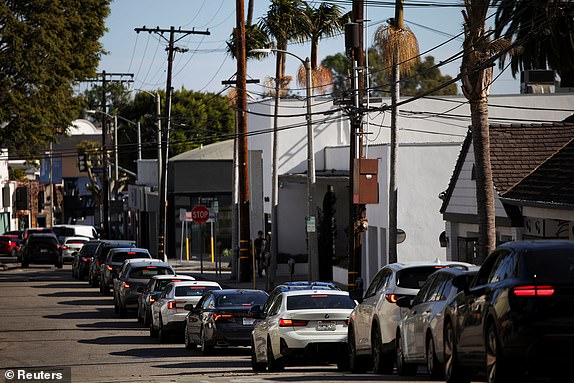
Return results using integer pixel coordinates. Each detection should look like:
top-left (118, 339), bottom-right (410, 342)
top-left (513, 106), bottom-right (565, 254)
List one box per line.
top-left (137, 121), bottom-right (142, 160)
top-left (49, 141), bottom-right (54, 227)
top-left (304, 57), bottom-right (317, 282)
top-left (114, 116), bottom-right (118, 195)
top-left (101, 72), bottom-right (109, 239)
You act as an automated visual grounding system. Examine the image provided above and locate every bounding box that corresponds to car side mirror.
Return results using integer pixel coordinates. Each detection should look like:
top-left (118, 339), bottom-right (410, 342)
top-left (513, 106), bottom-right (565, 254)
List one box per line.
top-left (396, 296), bottom-right (412, 309)
top-left (249, 305), bottom-right (264, 319)
top-left (183, 303), bottom-right (194, 311)
top-left (349, 289), bottom-right (363, 303)
top-left (452, 274), bottom-right (469, 292)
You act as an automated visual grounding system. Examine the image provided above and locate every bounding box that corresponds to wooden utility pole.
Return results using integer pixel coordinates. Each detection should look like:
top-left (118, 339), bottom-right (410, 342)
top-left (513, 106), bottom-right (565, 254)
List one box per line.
top-left (235, 0), bottom-right (251, 282)
top-left (135, 26), bottom-right (210, 261)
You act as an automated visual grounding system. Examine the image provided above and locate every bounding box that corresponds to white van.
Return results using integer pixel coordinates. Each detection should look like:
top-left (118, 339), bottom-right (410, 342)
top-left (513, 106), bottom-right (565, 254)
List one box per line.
top-left (52, 225), bottom-right (99, 241)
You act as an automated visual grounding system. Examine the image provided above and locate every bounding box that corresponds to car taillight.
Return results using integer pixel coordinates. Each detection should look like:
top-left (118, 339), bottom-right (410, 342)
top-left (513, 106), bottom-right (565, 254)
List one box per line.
top-left (513, 285), bottom-right (555, 297)
top-left (61, 245), bottom-right (69, 250)
top-left (107, 265), bottom-right (113, 271)
top-left (385, 294), bottom-right (399, 303)
top-left (213, 313), bottom-right (233, 321)
top-left (167, 301), bottom-right (176, 309)
top-left (123, 281), bottom-right (130, 288)
top-left (279, 319), bottom-right (308, 327)
top-left (81, 257), bottom-right (90, 262)
top-left (149, 296), bottom-right (155, 303)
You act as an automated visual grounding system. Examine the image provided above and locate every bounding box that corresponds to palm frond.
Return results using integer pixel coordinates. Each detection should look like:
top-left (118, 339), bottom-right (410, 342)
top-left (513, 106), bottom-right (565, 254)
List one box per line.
top-left (374, 24), bottom-right (420, 76)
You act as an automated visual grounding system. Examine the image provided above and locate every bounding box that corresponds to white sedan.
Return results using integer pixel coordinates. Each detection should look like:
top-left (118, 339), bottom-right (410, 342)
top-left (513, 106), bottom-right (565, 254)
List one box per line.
top-left (251, 289), bottom-right (356, 372)
top-left (150, 280), bottom-right (222, 343)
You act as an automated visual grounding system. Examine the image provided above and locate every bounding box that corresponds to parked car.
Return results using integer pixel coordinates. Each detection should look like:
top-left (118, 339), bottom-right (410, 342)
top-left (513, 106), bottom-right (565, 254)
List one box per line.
top-left (18, 228), bottom-right (55, 261)
top-left (72, 240), bottom-right (102, 280)
top-left (150, 280), bottom-right (222, 343)
top-left (137, 274), bottom-right (197, 326)
top-left (184, 289), bottom-right (268, 354)
top-left (262, 281), bottom-right (340, 314)
top-left (0, 235), bottom-right (20, 257)
top-left (52, 224), bottom-right (97, 242)
top-left (443, 240), bottom-right (574, 383)
top-left (348, 260), bottom-right (474, 373)
top-left (395, 268), bottom-right (478, 377)
top-left (251, 289), bottom-right (356, 372)
top-left (58, 236), bottom-right (89, 264)
top-left (100, 247), bottom-right (152, 295)
top-left (20, 233), bottom-right (62, 268)
top-left (3, 230), bottom-right (24, 240)
top-left (113, 258), bottom-right (175, 316)
top-left (88, 240), bottom-right (135, 287)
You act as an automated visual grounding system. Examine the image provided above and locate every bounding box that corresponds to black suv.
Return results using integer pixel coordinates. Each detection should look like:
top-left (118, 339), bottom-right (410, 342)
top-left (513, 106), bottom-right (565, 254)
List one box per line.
top-left (88, 240), bottom-right (135, 287)
top-left (100, 247), bottom-right (152, 295)
top-left (20, 233), bottom-right (61, 268)
top-left (72, 240), bottom-right (102, 280)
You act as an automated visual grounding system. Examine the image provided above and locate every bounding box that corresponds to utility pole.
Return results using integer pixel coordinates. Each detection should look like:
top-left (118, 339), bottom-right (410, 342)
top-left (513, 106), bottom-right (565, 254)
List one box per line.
top-left (135, 26), bottom-right (210, 261)
top-left (82, 71), bottom-right (133, 239)
top-left (235, 0), bottom-right (251, 283)
top-left (347, 0), bottom-right (366, 293)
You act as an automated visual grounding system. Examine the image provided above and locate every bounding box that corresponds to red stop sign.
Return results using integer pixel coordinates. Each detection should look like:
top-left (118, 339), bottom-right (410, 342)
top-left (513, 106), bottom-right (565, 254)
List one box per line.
top-left (191, 205), bottom-right (209, 224)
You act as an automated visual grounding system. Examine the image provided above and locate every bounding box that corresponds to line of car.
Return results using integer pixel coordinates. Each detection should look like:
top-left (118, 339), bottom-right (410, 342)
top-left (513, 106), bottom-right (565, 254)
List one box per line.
top-left (66, 238), bottom-right (574, 382)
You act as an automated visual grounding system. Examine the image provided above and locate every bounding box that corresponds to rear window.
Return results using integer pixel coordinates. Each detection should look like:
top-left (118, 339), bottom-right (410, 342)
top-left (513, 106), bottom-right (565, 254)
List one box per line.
top-left (0, 237), bottom-right (12, 243)
top-left (129, 266), bottom-right (174, 278)
top-left (286, 294), bottom-right (356, 310)
top-left (175, 285), bottom-right (220, 297)
top-left (397, 266), bottom-right (449, 289)
top-left (29, 236), bottom-right (58, 245)
top-left (216, 293), bottom-right (267, 307)
top-left (111, 252), bottom-right (150, 263)
top-left (523, 251), bottom-right (574, 283)
top-left (80, 243), bottom-right (100, 256)
top-left (66, 239), bottom-right (88, 245)
top-left (52, 227), bottom-right (75, 237)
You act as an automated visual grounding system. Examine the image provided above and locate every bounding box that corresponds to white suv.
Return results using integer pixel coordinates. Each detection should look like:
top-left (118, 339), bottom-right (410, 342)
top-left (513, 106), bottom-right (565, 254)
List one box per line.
top-left (347, 261), bottom-right (473, 374)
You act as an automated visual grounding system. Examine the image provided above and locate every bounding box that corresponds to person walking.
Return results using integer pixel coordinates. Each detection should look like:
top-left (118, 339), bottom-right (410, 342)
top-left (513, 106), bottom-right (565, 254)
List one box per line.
top-left (254, 231), bottom-right (265, 277)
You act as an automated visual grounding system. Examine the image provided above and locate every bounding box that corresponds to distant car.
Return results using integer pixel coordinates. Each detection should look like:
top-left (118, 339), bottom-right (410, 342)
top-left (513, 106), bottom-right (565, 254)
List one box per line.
top-left (0, 235), bottom-right (20, 257)
top-left (100, 247), bottom-right (152, 295)
top-left (347, 260), bottom-right (474, 374)
top-left (443, 240), bottom-right (574, 383)
top-left (18, 228), bottom-right (55, 261)
top-left (395, 268), bottom-right (478, 377)
top-left (72, 240), bottom-right (101, 280)
top-left (52, 224), bottom-right (98, 242)
top-left (58, 236), bottom-right (89, 264)
top-left (262, 281), bottom-right (340, 314)
top-left (88, 240), bottom-right (135, 287)
top-left (113, 258), bottom-right (175, 317)
top-left (20, 233), bottom-right (62, 268)
top-left (150, 280), bottom-right (222, 343)
top-left (184, 289), bottom-right (268, 354)
top-left (137, 274), bottom-right (197, 326)
top-left (3, 230), bottom-right (24, 240)
top-left (251, 289), bottom-right (356, 372)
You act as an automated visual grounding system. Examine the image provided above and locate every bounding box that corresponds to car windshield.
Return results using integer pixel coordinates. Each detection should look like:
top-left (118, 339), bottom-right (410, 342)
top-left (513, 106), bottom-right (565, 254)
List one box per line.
top-left (175, 285), bottom-right (219, 297)
top-left (216, 293), bottom-right (267, 307)
top-left (523, 251), bottom-right (574, 283)
top-left (396, 266), bottom-right (450, 289)
top-left (286, 294), bottom-right (356, 310)
top-left (129, 266), bottom-right (173, 278)
top-left (111, 252), bottom-right (149, 263)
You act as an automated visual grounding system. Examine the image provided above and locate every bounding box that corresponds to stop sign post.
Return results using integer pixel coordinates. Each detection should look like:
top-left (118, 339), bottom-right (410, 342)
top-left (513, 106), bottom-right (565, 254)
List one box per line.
top-left (191, 205), bottom-right (209, 224)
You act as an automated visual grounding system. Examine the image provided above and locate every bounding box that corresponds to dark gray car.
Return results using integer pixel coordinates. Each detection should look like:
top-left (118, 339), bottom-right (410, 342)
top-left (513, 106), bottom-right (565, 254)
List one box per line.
top-left (99, 247), bottom-right (152, 295)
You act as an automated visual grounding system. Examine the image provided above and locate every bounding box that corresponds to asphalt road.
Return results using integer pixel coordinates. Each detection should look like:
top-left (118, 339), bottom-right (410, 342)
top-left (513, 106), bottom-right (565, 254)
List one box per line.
top-left (0, 265), bottom-right (454, 383)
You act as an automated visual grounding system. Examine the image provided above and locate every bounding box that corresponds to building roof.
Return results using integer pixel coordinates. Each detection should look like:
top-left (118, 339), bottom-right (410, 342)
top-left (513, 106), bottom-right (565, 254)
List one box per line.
top-left (170, 139), bottom-right (233, 161)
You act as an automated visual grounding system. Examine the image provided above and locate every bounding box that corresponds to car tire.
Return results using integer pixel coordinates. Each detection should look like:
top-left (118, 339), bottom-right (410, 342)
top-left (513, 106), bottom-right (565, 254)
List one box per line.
top-left (143, 310), bottom-right (150, 327)
top-left (55, 260), bottom-right (63, 269)
top-left (426, 334), bottom-right (443, 379)
top-left (113, 296), bottom-right (119, 314)
top-left (251, 338), bottom-right (266, 372)
top-left (184, 324), bottom-right (196, 350)
top-left (396, 332), bottom-right (417, 376)
top-left (137, 306), bottom-right (143, 324)
top-left (348, 326), bottom-right (369, 373)
top-left (199, 328), bottom-right (213, 355)
top-left (266, 337), bottom-right (284, 372)
top-left (444, 321), bottom-right (469, 383)
top-left (149, 321), bottom-right (159, 338)
top-left (486, 322), bottom-right (511, 383)
top-left (158, 318), bottom-right (168, 343)
top-left (118, 303), bottom-right (127, 318)
top-left (21, 261), bottom-right (29, 268)
top-left (372, 326), bottom-right (393, 374)
top-left (101, 284), bottom-right (110, 296)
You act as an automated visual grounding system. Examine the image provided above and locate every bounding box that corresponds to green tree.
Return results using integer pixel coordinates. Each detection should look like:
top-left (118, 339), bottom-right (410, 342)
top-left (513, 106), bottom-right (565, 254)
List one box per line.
top-left (493, 0), bottom-right (574, 87)
top-left (401, 56), bottom-right (458, 96)
top-left (0, 0), bottom-right (110, 155)
top-left (321, 53), bottom-right (351, 97)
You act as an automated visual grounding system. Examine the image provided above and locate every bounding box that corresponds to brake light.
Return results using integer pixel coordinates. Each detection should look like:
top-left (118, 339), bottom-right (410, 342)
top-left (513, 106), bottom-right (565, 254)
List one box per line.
top-left (167, 301), bottom-right (177, 309)
top-left (213, 313), bottom-right (233, 321)
top-left (82, 257), bottom-right (90, 262)
top-left (127, 251), bottom-right (136, 254)
top-left (107, 265), bottom-right (113, 271)
top-left (279, 318), bottom-right (309, 327)
top-left (385, 294), bottom-right (398, 303)
top-left (123, 281), bottom-right (130, 288)
top-left (61, 245), bottom-right (69, 250)
top-left (513, 285), bottom-right (555, 297)
top-left (149, 296), bottom-right (155, 303)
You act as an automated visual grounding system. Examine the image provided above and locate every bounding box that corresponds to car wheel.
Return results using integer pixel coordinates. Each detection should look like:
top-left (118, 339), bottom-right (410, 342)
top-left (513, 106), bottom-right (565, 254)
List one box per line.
top-left (486, 322), bottom-right (511, 383)
top-left (21, 261), bottom-right (29, 268)
top-left (101, 284), bottom-right (110, 296)
top-left (158, 318), bottom-right (168, 343)
top-left (348, 326), bottom-right (369, 373)
top-left (266, 337), bottom-right (284, 372)
top-left (426, 334), bottom-right (443, 379)
top-left (396, 332), bottom-right (417, 376)
top-left (251, 337), bottom-right (266, 372)
top-left (137, 306), bottom-right (144, 324)
top-left (118, 303), bottom-right (127, 318)
top-left (113, 295), bottom-right (119, 314)
top-left (9, 249), bottom-right (16, 258)
top-left (444, 321), bottom-right (468, 383)
top-left (149, 321), bottom-right (159, 338)
top-left (90, 274), bottom-right (98, 287)
top-left (199, 328), bottom-right (213, 355)
top-left (372, 326), bottom-right (393, 374)
top-left (143, 310), bottom-right (151, 327)
top-left (55, 260), bottom-right (63, 269)
top-left (184, 324), bottom-right (196, 350)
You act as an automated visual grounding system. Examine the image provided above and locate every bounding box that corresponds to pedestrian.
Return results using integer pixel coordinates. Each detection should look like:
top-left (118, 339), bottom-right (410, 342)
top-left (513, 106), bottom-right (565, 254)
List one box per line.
top-left (262, 233), bottom-right (271, 275)
top-left (254, 230), bottom-right (265, 277)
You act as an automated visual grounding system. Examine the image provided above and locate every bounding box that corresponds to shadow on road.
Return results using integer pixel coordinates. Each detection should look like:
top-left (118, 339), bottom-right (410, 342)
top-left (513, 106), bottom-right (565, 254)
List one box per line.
top-left (264, 372), bottom-right (437, 382)
top-left (110, 346), bottom-right (192, 358)
top-left (56, 298), bottom-right (113, 306)
top-left (79, 335), bottom-right (154, 346)
top-left (153, 359), bottom-right (250, 371)
top-left (44, 307), bottom-right (118, 321)
top-left (39, 290), bottom-right (103, 298)
top-left (77, 321), bottom-right (142, 330)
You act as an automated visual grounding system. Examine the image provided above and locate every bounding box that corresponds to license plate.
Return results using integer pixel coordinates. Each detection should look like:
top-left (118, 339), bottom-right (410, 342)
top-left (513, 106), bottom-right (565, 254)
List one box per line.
top-left (40, 249), bottom-right (48, 253)
top-left (316, 321), bottom-right (336, 331)
top-left (243, 318), bottom-right (255, 325)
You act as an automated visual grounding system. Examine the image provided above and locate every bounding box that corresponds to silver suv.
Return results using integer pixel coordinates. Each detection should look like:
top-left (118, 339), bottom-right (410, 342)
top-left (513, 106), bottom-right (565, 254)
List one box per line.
top-left (113, 258), bottom-right (175, 317)
top-left (347, 261), bottom-right (473, 373)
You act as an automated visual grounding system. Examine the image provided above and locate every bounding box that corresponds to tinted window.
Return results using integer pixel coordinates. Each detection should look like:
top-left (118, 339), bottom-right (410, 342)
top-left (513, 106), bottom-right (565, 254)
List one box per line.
top-left (268, 295), bottom-right (282, 316)
top-left (80, 243), bottom-right (100, 256)
top-left (488, 252), bottom-right (516, 283)
top-left (216, 293), bottom-right (267, 307)
top-left (66, 239), bottom-right (88, 245)
top-left (175, 285), bottom-right (220, 297)
top-left (128, 266), bottom-right (174, 278)
top-left (286, 294), bottom-right (356, 310)
top-left (427, 274), bottom-right (450, 302)
top-left (523, 251), bottom-right (574, 283)
top-left (411, 274), bottom-right (436, 306)
top-left (29, 236), bottom-right (58, 246)
top-left (396, 266), bottom-right (445, 289)
top-left (111, 252), bottom-right (150, 263)
top-left (52, 227), bottom-right (75, 237)
top-left (365, 269), bottom-right (385, 297)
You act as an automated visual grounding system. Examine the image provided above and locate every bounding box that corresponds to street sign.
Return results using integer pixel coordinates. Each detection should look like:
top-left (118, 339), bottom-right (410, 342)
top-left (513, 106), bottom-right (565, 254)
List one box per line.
top-left (191, 205), bottom-right (209, 224)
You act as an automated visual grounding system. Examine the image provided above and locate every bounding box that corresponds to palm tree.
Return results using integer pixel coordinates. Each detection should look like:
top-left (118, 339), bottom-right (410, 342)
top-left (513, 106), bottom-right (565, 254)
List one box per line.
top-left (295, 2), bottom-right (344, 95)
top-left (493, 0), bottom-right (574, 87)
top-left (460, 0), bottom-right (497, 261)
top-left (374, 0), bottom-right (419, 264)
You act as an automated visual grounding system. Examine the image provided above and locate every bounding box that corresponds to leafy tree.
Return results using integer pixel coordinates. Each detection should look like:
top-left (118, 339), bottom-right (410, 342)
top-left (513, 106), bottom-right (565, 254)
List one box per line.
top-left (401, 56), bottom-right (458, 96)
top-left (321, 53), bottom-right (351, 97)
top-left (0, 0), bottom-right (110, 156)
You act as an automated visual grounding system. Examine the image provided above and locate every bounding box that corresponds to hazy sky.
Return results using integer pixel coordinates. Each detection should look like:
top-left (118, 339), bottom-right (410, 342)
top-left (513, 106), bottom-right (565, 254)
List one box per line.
top-left (96, 0), bottom-right (521, 98)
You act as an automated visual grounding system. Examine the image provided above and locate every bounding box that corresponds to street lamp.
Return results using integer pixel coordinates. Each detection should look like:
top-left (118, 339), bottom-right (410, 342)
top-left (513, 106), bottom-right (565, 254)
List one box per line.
top-left (250, 48), bottom-right (317, 282)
